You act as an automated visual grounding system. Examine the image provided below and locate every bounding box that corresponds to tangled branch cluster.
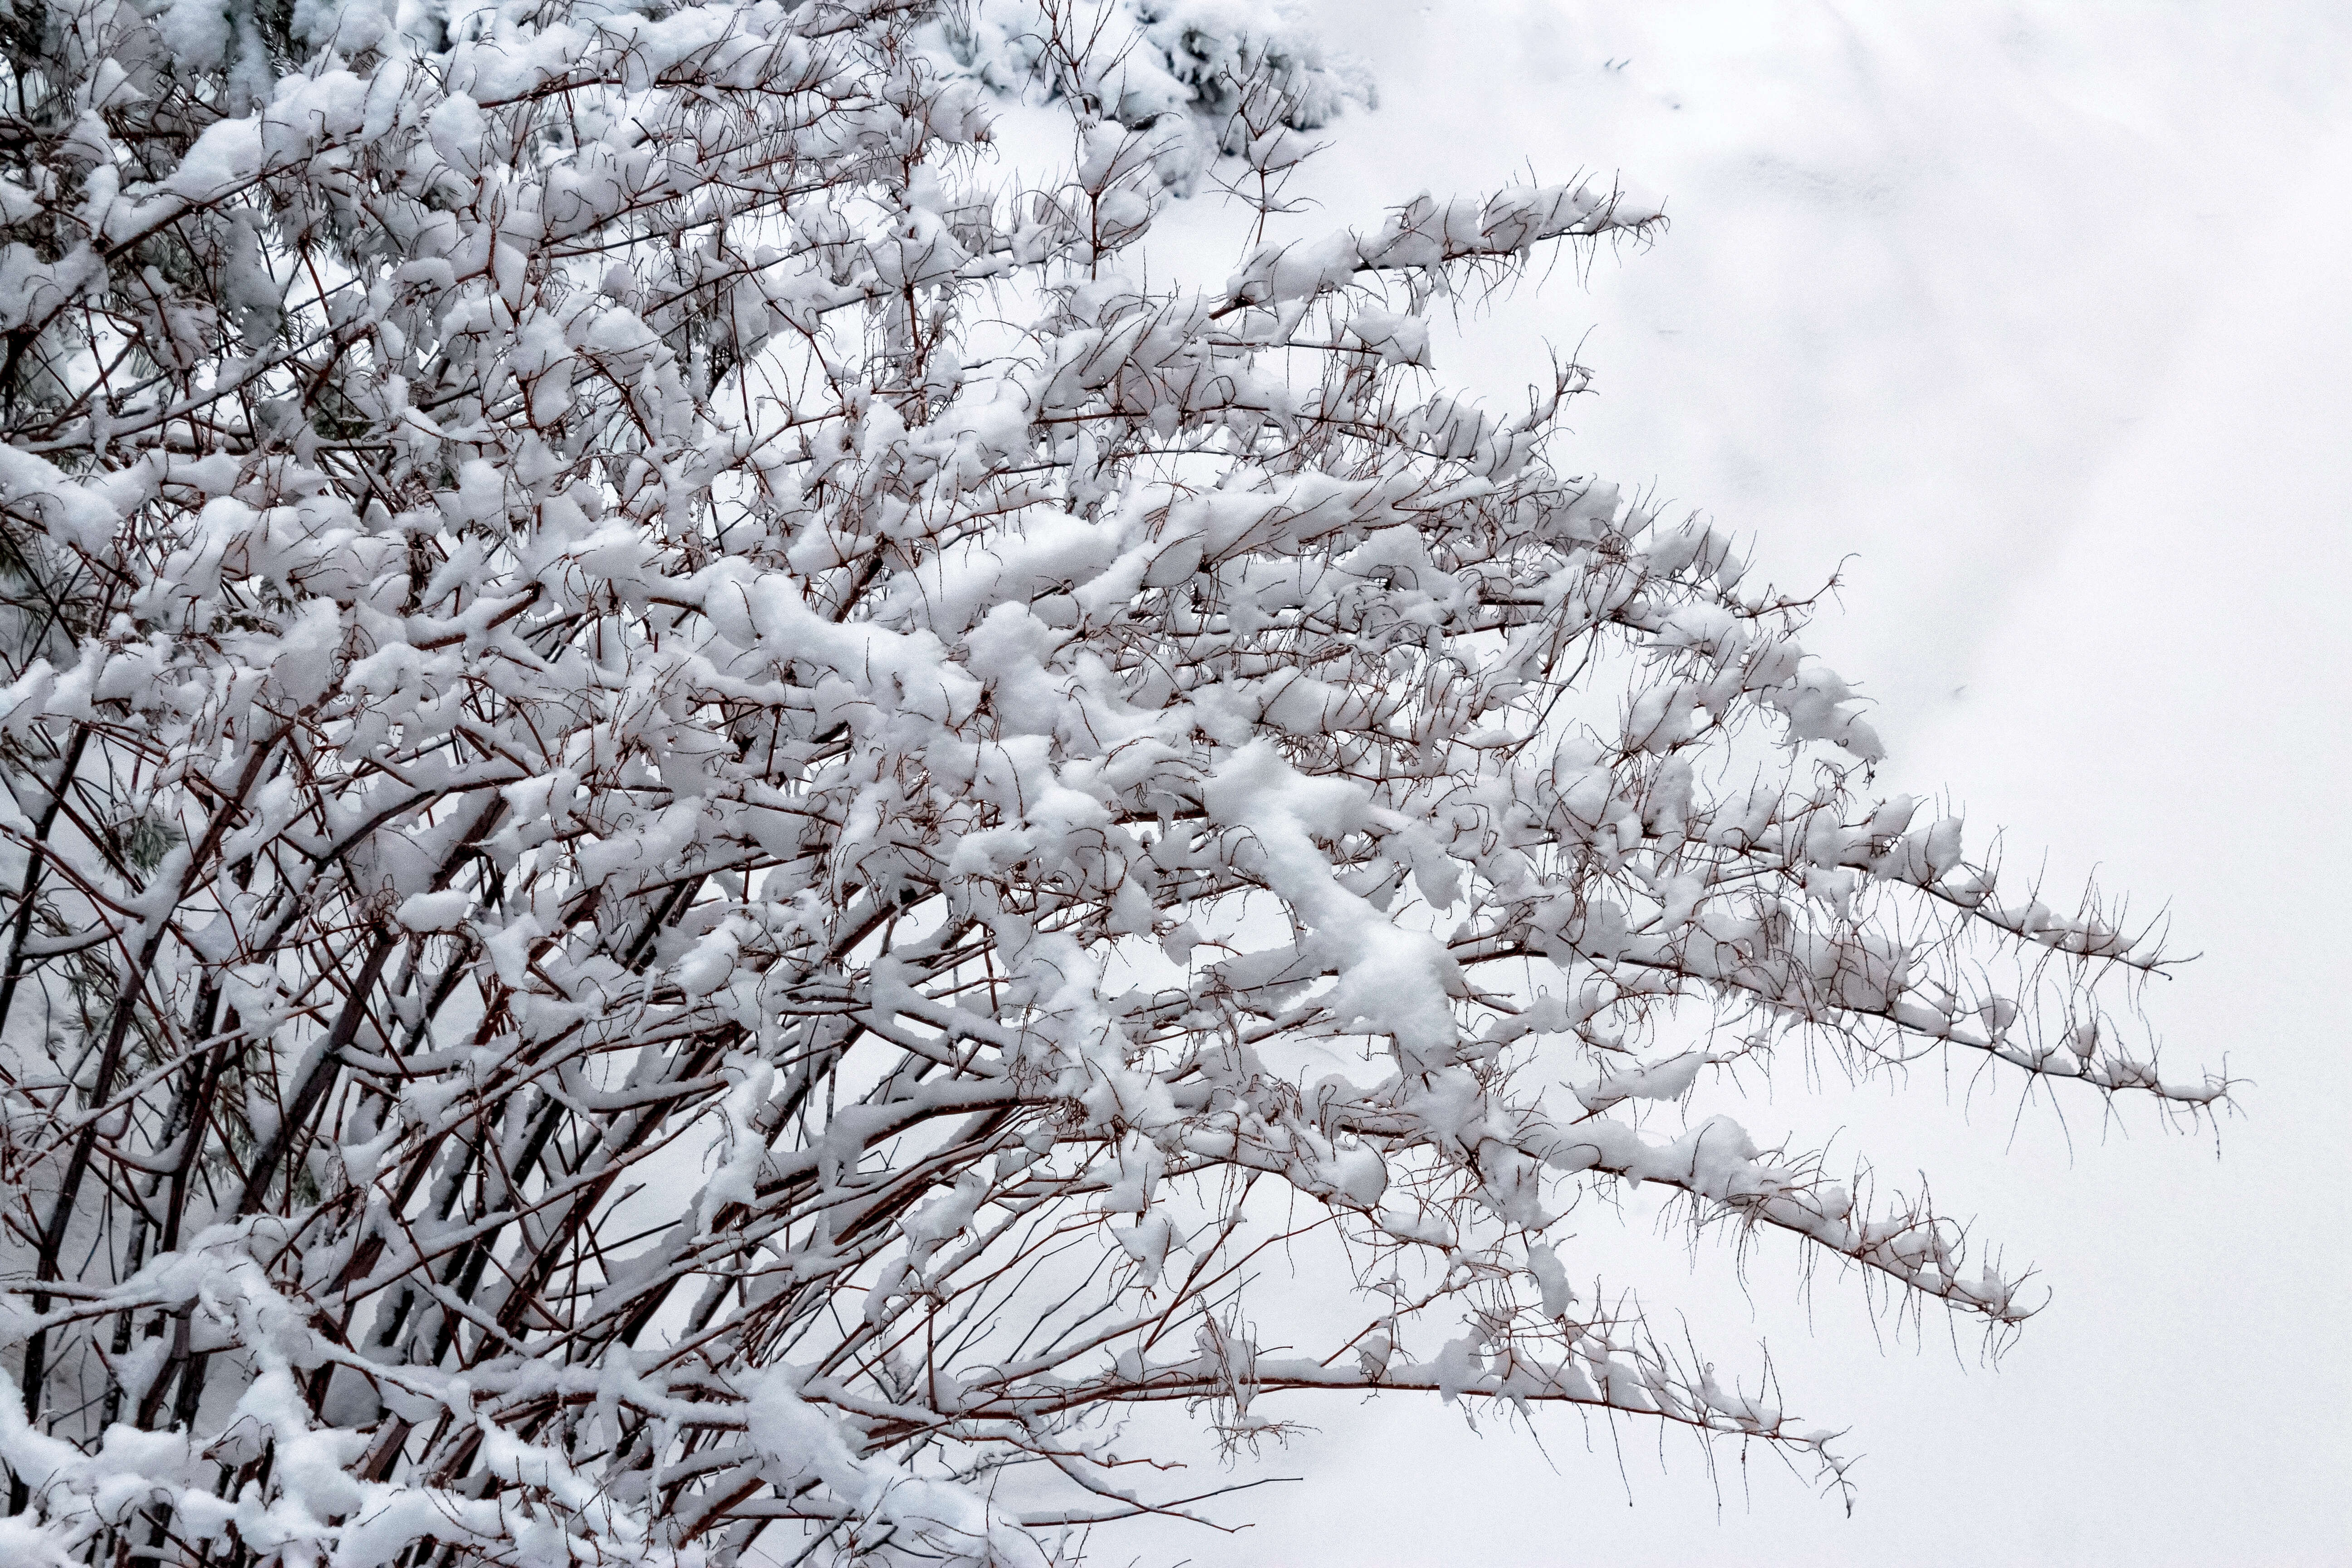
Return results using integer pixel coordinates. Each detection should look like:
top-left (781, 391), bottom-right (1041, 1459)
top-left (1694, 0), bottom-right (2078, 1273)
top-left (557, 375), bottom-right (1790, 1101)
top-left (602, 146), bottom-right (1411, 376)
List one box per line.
top-left (0, 0), bottom-right (2220, 1562)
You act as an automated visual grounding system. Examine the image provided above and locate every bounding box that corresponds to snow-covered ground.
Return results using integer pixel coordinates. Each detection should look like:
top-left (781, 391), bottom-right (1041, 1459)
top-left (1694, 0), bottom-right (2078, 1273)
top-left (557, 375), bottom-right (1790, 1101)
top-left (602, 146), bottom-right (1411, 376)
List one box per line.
top-left (1107, 4), bottom-right (2352, 1562)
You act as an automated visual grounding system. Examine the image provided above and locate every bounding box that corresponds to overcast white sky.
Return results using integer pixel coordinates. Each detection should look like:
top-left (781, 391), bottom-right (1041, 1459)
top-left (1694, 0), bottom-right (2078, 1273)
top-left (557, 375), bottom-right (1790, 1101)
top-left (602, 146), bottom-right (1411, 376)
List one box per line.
top-left (1107, 4), bottom-right (2352, 1563)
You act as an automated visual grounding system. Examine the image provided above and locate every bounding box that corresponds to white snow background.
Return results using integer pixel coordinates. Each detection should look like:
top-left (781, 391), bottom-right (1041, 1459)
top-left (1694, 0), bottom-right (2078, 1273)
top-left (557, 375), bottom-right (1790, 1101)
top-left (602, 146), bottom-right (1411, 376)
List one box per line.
top-left (1086, 2), bottom-right (2352, 1562)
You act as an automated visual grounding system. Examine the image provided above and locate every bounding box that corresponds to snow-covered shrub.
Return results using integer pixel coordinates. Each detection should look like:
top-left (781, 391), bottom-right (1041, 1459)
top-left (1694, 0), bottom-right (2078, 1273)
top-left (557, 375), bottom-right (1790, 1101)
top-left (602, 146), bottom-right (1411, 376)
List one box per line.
top-left (0, 0), bottom-right (2220, 1562)
top-left (934, 0), bottom-right (1368, 187)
